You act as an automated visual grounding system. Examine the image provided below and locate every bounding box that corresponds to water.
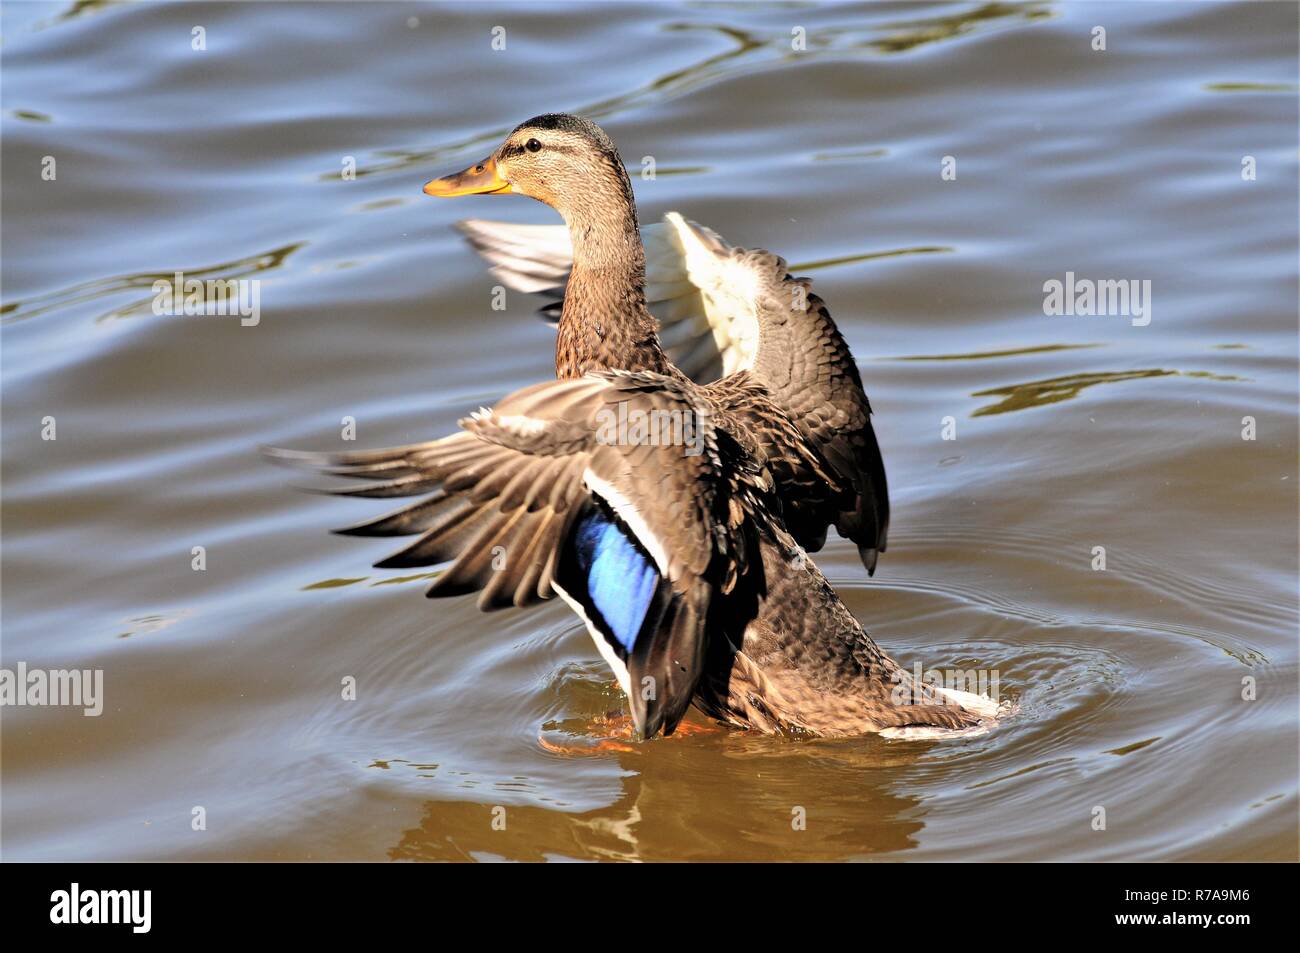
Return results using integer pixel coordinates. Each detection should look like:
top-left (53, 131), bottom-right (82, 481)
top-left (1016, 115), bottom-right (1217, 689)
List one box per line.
top-left (1, 0), bottom-right (1296, 861)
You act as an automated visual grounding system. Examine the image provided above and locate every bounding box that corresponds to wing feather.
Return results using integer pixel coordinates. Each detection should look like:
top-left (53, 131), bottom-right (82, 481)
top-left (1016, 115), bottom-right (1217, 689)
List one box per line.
top-left (450, 214), bottom-right (890, 573)
top-left (267, 371), bottom-right (772, 612)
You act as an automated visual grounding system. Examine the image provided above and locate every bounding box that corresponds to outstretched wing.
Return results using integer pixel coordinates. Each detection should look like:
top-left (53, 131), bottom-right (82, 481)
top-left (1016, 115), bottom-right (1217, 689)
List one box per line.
top-left (664, 214), bottom-right (890, 572)
top-left (456, 214), bottom-right (890, 573)
top-left (266, 371), bottom-right (773, 737)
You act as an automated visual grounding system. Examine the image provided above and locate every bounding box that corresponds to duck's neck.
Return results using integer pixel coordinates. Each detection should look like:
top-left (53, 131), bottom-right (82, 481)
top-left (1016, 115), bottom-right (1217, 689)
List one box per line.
top-left (554, 185), bottom-right (675, 381)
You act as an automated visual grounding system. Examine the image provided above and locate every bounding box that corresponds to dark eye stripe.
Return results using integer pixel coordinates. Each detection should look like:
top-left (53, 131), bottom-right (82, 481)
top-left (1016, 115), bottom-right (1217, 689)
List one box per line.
top-left (505, 140), bottom-right (578, 158)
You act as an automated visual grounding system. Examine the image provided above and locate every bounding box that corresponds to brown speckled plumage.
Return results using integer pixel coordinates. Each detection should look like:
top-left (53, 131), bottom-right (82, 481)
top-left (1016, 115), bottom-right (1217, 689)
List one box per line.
top-left (270, 113), bottom-right (984, 739)
top-left (459, 213), bottom-right (891, 571)
top-left (704, 243), bottom-right (890, 572)
top-left (698, 537), bottom-right (979, 735)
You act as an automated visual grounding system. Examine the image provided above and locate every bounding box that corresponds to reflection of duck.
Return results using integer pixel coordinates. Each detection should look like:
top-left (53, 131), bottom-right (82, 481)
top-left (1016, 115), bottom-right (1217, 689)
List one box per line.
top-left (272, 114), bottom-right (994, 739)
top-left (388, 737), bottom-right (931, 862)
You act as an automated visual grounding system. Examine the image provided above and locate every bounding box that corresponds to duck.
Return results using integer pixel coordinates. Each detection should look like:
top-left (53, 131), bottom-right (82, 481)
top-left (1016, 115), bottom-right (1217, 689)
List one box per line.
top-left (436, 122), bottom-right (889, 575)
top-left (270, 114), bottom-right (996, 740)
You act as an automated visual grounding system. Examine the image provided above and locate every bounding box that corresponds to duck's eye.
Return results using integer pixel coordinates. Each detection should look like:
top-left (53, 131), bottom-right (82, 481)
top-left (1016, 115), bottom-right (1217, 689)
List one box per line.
top-left (526, 138), bottom-right (543, 153)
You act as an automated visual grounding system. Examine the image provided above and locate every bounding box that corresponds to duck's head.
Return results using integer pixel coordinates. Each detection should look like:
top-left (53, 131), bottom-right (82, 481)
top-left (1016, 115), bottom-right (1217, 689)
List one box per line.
top-left (423, 113), bottom-right (635, 227)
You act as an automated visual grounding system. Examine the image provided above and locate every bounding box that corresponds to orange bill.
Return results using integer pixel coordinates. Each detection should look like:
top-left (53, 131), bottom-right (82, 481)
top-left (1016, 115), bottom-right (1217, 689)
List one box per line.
top-left (422, 155), bottom-right (512, 197)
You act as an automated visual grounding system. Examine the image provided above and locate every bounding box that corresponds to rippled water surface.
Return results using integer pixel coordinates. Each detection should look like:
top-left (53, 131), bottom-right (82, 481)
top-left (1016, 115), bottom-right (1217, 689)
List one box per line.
top-left (2, 1), bottom-right (1297, 861)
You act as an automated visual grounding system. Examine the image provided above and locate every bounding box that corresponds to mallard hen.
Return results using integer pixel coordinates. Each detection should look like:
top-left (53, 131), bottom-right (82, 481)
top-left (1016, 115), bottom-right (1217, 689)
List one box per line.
top-left (270, 114), bottom-right (995, 740)
top-left (439, 125), bottom-right (888, 574)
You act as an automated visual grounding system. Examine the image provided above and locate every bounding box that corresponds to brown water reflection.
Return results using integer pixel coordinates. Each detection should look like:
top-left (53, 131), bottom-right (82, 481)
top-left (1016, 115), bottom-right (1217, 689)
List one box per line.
top-left (970, 368), bottom-right (1245, 416)
top-left (389, 740), bottom-right (932, 862)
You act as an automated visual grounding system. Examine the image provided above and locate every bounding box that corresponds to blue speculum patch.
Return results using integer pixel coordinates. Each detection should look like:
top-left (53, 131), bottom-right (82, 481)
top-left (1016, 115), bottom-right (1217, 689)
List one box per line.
top-left (572, 508), bottom-right (659, 655)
